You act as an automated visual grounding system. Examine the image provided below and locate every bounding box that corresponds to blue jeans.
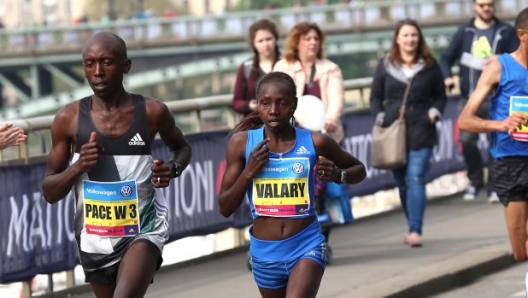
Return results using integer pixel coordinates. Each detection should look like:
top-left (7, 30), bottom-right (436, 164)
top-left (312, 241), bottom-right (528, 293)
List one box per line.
top-left (392, 147), bottom-right (432, 235)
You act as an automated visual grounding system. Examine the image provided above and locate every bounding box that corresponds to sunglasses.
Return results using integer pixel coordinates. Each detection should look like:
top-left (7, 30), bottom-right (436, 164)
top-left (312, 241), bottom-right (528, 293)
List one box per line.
top-left (476, 3), bottom-right (494, 8)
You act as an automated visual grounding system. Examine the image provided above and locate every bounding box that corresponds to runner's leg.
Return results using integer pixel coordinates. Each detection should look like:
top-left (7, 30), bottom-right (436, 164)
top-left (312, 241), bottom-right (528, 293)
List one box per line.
top-left (503, 201), bottom-right (528, 261)
top-left (285, 259), bottom-right (323, 298)
top-left (90, 283), bottom-right (115, 298)
top-left (114, 241), bottom-right (160, 298)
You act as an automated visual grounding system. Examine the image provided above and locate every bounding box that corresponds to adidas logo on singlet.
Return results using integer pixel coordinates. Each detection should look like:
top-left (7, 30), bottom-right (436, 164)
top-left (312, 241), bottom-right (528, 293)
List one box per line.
top-left (295, 146), bottom-right (310, 155)
top-left (129, 133), bottom-right (145, 146)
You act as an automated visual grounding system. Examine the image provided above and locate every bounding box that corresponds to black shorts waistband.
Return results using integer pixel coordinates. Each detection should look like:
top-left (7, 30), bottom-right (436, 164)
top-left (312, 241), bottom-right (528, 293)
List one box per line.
top-left (496, 156), bottom-right (528, 162)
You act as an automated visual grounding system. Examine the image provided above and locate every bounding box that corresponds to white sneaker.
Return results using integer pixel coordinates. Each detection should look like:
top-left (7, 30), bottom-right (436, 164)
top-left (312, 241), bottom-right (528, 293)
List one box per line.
top-left (463, 186), bottom-right (477, 201)
top-left (488, 192), bottom-right (499, 204)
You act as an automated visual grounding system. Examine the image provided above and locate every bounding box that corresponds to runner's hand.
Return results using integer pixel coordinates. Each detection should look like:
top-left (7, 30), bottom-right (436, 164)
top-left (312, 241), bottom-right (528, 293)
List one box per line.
top-left (151, 159), bottom-right (170, 188)
top-left (500, 113), bottom-right (528, 132)
top-left (245, 139), bottom-right (269, 178)
top-left (78, 132), bottom-right (102, 172)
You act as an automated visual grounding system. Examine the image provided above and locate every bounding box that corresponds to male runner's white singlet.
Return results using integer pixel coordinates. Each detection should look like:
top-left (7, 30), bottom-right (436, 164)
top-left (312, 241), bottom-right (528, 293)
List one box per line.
top-left (71, 94), bottom-right (169, 272)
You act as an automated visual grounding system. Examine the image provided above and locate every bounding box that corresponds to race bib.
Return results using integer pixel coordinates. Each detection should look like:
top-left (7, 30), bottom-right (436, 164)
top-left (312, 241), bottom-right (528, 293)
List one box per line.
top-left (252, 158), bottom-right (310, 217)
top-left (83, 180), bottom-right (140, 237)
top-left (509, 96), bottom-right (528, 142)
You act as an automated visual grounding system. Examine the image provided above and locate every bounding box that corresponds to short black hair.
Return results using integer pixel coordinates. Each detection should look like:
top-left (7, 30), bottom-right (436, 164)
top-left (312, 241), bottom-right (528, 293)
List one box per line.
top-left (256, 72), bottom-right (297, 101)
top-left (515, 8), bottom-right (528, 30)
top-left (83, 31), bottom-right (128, 60)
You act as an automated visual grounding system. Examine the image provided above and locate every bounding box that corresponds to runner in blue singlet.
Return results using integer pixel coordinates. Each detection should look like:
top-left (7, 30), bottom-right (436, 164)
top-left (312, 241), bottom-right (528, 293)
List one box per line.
top-left (219, 71), bottom-right (366, 298)
top-left (458, 7), bottom-right (528, 293)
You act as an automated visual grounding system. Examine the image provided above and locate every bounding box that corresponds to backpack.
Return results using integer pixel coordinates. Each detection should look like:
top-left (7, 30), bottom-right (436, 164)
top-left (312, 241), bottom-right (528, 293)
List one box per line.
top-left (243, 59), bottom-right (265, 99)
top-left (243, 59), bottom-right (253, 80)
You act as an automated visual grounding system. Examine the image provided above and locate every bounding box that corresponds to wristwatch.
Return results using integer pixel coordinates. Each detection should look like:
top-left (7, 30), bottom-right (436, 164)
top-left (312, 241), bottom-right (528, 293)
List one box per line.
top-left (169, 161), bottom-right (183, 178)
top-left (340, 169), bottom-right (347, 184)
top-left (334, 166), bottom-right (347, 184)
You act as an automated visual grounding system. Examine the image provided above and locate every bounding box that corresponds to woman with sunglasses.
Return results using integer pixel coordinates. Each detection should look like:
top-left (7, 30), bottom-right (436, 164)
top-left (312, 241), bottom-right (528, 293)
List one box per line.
top-left (440, 0), bottom-right (518, 203)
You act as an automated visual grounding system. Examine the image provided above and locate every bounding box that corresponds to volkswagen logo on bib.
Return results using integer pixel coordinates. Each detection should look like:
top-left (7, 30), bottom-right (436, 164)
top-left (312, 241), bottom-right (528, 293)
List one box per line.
top-left (120, 185), bottom-right (132, 197)
top-left (292, 162), bottom-right (305, 174)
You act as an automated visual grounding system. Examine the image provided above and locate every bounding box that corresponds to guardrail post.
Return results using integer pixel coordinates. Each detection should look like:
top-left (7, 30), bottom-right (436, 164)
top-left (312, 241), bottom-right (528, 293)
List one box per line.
top-left (66, 270), bottom-right (76, 288)
top-left (359, 88), bottom-right (367, 109)
top-left (21, 280), bottom-right (32, 298)
top-left (226, 110), bottom-right (238, 129)
top-left (21, 140), bottom-right (29, 163)
top-left (234, 228), bottom-right (247, 247)
top-left (47, 274), bottom-right (54, 293)
top-left (379, 5), bottom-right (391, 22)
top-left (435, 2), bottom-right (446, 18)
top-left (195, 110), bottom-right (202, 132)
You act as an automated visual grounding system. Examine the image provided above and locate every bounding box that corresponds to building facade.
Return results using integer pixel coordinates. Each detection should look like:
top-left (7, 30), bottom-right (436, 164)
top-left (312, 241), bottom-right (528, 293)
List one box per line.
top-left (0, 0), bottom-right (242, 29)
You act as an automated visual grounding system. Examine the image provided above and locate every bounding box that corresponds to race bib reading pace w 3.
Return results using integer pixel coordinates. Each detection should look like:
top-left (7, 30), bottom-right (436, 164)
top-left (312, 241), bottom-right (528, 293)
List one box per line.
top-left (83, 180), bottom-right (140, 237)
top-left (252, 158), bottom-right (310, 217)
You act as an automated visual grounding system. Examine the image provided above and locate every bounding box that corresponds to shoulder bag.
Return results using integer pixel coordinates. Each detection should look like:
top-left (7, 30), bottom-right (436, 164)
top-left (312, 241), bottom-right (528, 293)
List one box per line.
top-left (370, 77), bottom-right (413, 169)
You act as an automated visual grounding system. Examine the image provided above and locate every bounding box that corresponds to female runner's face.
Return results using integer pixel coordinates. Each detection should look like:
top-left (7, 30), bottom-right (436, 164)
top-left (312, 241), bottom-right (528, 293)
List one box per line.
top-left (253, 29), bottom-right (276, 59)
top-left (257, 81), bottom-right (295, 132)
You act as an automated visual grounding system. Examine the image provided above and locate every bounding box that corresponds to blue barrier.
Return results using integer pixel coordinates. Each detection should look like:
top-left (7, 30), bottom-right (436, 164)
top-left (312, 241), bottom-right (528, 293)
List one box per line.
top-left (0, 96), bottom-right (486, 283)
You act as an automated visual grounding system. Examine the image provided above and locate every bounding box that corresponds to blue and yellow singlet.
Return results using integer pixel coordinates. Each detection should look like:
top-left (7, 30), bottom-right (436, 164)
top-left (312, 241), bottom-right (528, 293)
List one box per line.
top-left (245, 127), bottom-right (317, 219)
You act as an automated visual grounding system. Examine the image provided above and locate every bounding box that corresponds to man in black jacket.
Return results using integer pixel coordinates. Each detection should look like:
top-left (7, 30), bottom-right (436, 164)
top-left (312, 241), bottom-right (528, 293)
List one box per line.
top-left (440, 0), bottom-right (518, 202)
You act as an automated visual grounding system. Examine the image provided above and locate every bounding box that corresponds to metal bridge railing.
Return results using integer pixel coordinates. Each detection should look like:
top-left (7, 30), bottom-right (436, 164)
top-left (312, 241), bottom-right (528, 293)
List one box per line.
top-left (0, 0), bottom-right (521, 58)
top-left (1, 76), bottom-right (375, 163)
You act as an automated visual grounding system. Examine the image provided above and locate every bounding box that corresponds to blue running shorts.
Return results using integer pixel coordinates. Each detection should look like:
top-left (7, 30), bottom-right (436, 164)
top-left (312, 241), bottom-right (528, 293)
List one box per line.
top-left (249, 219), bottom-right (327, 289)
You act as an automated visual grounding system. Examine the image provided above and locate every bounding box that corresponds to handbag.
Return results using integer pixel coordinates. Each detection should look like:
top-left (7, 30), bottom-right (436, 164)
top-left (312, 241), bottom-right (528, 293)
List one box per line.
top-left (370, 77), bottom-right (413, 169)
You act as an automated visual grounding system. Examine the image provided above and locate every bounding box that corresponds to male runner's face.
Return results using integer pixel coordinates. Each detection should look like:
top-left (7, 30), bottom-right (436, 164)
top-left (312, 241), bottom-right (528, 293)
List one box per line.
top-left (474, 0), bottom-right (495, 23)
top-left (82, 37), bottom-right (127, 99)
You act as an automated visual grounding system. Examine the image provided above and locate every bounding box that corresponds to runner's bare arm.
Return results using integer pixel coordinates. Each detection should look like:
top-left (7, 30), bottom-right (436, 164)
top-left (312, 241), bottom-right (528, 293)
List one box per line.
top-left (147, 98), bottom-right (192, 169)
top-left (218, 133), bottom-right (269, 217)
top-left (458, 57), bottom-right (526, 133)
top-left (312, 132), bottom-right (366, 184)
top-left (146, 98), bottom-right (192, 187)
top-left (42, 103), bottom-right (96, 204)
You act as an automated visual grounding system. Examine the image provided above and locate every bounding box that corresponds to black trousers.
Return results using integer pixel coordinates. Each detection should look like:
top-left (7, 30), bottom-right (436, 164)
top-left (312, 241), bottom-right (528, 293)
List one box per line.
top-left (458, 98), bottom-right (494, 194)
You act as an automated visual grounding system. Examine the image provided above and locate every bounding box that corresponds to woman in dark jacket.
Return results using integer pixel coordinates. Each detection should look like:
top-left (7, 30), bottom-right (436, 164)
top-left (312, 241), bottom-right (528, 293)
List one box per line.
top-left (370, 19), bottom-right (447, 247)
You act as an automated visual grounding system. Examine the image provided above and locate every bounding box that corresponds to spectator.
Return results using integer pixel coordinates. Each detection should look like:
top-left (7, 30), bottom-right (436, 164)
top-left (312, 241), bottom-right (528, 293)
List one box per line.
top-left (369, 19), bottom-right (447, 247)
top-left (292, 1), bottom-right (302, 11)
top-left (232, 19), bottom-right (280, 117)
top-left (0, 122), bottom-right (26, 149)
top-left (219, 71), bottom-right (366, 297)
top-left (163, 8), bottom-right (177, 18)
top-left (273, 22), bottom-right (347, 259)
top-left (440, 0), bottom-right (518, 202)
top-left (458, 7), bottom-right (528, 289)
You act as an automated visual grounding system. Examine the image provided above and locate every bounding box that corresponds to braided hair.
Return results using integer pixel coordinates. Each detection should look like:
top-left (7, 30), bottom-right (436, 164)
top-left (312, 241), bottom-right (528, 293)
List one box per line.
top-left (248, 19), bottom-right (281, 79)
top-left (229, 72), bottom-right (297, 138)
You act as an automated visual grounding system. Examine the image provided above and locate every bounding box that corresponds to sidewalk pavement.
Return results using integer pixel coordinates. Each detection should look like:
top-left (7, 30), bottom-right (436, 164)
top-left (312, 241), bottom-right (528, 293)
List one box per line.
top-left (45, 192), bottom-right (515, 298)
